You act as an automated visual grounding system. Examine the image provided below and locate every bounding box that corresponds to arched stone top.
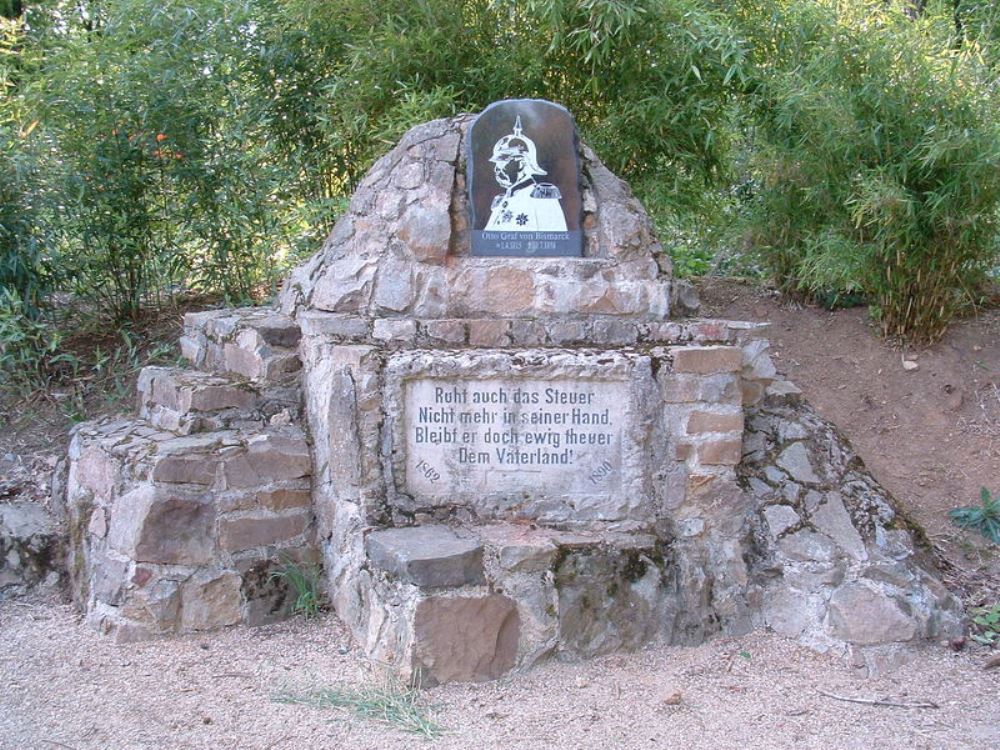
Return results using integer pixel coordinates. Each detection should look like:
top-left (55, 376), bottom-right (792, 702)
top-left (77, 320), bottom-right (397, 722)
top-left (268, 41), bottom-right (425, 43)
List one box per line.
top-left (279, 115), bottom-right (672, 321)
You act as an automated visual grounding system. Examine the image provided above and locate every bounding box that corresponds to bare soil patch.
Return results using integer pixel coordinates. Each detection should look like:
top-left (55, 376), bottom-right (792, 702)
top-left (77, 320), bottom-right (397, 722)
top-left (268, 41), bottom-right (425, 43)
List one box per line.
top-left (2, 283), bottom-right (999, 749)
top-left (2, 592), bottom-right (998, 750)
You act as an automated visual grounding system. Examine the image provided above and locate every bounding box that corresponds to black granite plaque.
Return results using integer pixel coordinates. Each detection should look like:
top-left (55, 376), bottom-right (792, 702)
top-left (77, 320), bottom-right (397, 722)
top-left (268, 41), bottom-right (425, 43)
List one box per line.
top-left (468, 99), bottom-right (583, 257)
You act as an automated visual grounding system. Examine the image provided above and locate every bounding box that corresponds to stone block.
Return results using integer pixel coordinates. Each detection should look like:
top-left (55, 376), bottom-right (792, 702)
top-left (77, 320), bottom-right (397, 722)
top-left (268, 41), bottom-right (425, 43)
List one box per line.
top-left (509, 320), bottom-right (546, 346)
top-left (811, 495), bottom-right (866, 561)
top-left (778, 530), bottom-right (838, 564)
top-left (762, 504), bottom-right (800, 538)
top-left (180, 569), bottom-right (243, 631)
top-left (479, 524), bottom-right (558, 573)
top-left (591, 318), bottom-right (638, 345)
top-left (646, 321), bottom-right (684, 343)
top-left (546, 321), bottom-right (587, 345)
top-left (311, 255), bottom-right (378, 313)
top-left (239, 558), bottom-right (290, 625)
top-left (464, 267), bottom-right (536, 316)
top-left (554, 540), bottom-right (667, 657)
top-left (827, 582), bottom-right (917, 644)
top-left (661, 373), bottom-right (740, 405)
top-left (373, 255), bottom-right (416, 312)
top-left (697, 439), bottom-right (743, 465)
top-left (151, 455), bottom-right (219, 486)
top-left (468, 319), bottom-right (511, 347)
top-left (219, 511), bottom-right (311, 552)
top-left (107, 486), bottom-right (215, 566)
top-left (257, 487), bottom-right (312, 511)
top-left (366, 525), bottom-right (485, 588)
top-left (372, 318), bottom-right (417, 343)
top-left (776, 442), bottom-right (821, 484)
top-left (422, 319), bottom-right (466, 345)
top-left (252, 314), bottom-right (301, 348)
top-left (686, 410), bottom-right (743, 434)
top-left (413, 594), bottom-right (519, 684)
top-left (220, 431), bottom-right (311, 489)
top-left (669, 346), bottom-right (743, 375)
top-left (69, 445), bottom-right (118, 502)
top-left (396, 204), bottom-right (451, 263)
top-left (298, 311), bottom-right (370, 338)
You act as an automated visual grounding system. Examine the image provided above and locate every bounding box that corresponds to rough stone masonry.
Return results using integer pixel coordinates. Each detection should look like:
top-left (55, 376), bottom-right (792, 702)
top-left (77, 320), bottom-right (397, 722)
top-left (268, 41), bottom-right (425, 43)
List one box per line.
top-left (54, 102), bottom-right (961, 684)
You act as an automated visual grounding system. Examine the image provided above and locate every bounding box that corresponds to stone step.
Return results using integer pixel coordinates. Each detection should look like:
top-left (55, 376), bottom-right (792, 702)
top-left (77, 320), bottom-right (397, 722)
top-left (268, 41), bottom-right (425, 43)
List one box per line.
top-left (62, 416), bottom-right (317, 641)
top-left (137, 366), bottom-right (300, 435)
top-left (179, 308), bottom-right (301, 383)
top-left (355, 522), bottom-right (669, 686)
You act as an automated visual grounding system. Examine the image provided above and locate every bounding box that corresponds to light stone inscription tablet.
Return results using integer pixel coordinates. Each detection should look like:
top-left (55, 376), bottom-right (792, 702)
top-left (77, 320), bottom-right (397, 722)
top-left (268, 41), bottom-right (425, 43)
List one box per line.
top-left (404, 378), bottom-right (626, 498)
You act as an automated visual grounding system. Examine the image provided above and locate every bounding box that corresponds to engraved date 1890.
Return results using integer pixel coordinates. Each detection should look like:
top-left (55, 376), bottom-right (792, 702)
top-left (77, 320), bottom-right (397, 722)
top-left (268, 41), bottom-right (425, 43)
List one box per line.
top-left (415, 459), bottom-right (441, 483)
top-left (588, 459), bottom-right (614, 486)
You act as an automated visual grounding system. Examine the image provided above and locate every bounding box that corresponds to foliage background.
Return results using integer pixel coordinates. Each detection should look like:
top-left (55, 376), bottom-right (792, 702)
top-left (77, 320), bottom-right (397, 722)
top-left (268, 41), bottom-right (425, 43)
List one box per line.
top-left (2, 0), bottom-right (999, 394)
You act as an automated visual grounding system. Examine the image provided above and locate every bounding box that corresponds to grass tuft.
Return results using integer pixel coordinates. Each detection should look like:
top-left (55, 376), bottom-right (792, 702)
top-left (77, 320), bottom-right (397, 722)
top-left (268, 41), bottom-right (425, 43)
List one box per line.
top-left (274, 671), bottom-right (444, 739)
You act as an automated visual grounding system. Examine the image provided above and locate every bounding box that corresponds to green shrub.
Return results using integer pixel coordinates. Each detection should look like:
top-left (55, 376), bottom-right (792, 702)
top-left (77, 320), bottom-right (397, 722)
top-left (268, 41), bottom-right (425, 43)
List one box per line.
top-left (970, 602), bottom-right (1000, 646)
top-left (0, 289), bottom-right (75, 394)
top-left (737, 0), bottom-right (1000, 342)
top-left (266, 0), bottom-right (746, 211)
top-left (949, 487), bottom-right (1000, 544)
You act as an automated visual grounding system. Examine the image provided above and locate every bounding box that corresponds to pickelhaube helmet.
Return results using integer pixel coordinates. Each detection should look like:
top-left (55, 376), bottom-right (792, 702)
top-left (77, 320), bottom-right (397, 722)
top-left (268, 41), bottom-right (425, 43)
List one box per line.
top-left (489, 116), bottom-right (547, 176)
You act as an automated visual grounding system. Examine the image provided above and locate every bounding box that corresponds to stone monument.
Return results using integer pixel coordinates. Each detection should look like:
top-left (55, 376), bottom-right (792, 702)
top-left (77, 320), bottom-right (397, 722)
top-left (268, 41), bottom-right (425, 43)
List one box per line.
top-left (59, 100), bottom-right (962, 684)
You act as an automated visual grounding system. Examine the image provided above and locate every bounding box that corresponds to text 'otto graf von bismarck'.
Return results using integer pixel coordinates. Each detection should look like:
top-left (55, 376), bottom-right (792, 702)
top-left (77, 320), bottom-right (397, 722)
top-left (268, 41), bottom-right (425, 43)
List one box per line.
top-left (403, 378), bottom-right (627, 497)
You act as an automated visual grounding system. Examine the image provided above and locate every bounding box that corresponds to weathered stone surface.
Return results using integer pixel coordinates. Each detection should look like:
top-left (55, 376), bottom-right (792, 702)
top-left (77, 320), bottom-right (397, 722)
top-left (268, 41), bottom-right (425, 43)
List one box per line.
top-left (764, 588), bottom-right (812, 638)
top-left (670, 346), bottom-right (743, 375)
top-left (741, 396), bottom-right (962, 655)
top-left (811, 495), bottom-right (867, 561)
top-left (468, 319), bottom-right (511, 347)
top-left (762, 504), bottom-right (800, 538)
top-left (413, 594), bottom-right (519, 684)
top-left (366, 526), bottom-right (485, 588)
top-left (151, 455), bottom-right (219, 485)
top-left (697, 439), bottom-right (743, 466)
top-left (372, 318), bottom-right (417, 343)
top-left (220, 431), bottom-right (311, 489)
top-left (686, 410), bottom-right (743, 434)
top-left (180, 570), bottom-right (243, 630)
top-left (777, 530), bottom-right (838, 564)
top-left (0, 502), bottom-right (62, 594)
top-left (396, 204), bottom-right (451, 263)
top-left (827, 583), bottom-right (917, 644)
top-left (554, 541), bottom-right (668, 657)
top-left (422, 319), bottom-right (466, 344)
top-left (311, 255), bottom-right (378, 313)
top-left (108, 486), bottom-right (215, 565)
top-left (671, 279), bottom-right (701, 317)
top-left (776, 442), bottom-right (821, 484)
top-left (219, 511), bottom-right (310, 552)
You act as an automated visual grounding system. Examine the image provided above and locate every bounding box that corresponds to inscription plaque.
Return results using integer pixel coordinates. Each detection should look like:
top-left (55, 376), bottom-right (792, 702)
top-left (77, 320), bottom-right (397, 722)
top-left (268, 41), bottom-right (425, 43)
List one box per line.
top-left (468, 99), bottom-right (583, 257)
top-left (404, 377), bottom-right (625, 498)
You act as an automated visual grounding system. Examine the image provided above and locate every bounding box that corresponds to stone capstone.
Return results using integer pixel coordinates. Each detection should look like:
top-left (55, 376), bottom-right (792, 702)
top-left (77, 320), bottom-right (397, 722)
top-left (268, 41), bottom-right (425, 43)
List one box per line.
top-left (366, 526), bottom-right (485, 588)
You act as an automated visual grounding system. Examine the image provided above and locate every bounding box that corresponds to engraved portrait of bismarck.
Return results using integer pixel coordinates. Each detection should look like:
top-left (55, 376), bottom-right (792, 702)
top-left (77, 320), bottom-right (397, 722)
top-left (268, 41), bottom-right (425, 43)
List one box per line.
top-left (484, 116), bottom-right (568, 233)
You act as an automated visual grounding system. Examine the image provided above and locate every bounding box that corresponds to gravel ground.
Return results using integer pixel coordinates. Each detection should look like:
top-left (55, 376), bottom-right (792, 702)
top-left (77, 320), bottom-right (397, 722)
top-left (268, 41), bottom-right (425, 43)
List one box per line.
top-left (2, 592), bottom-right (997, 750)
